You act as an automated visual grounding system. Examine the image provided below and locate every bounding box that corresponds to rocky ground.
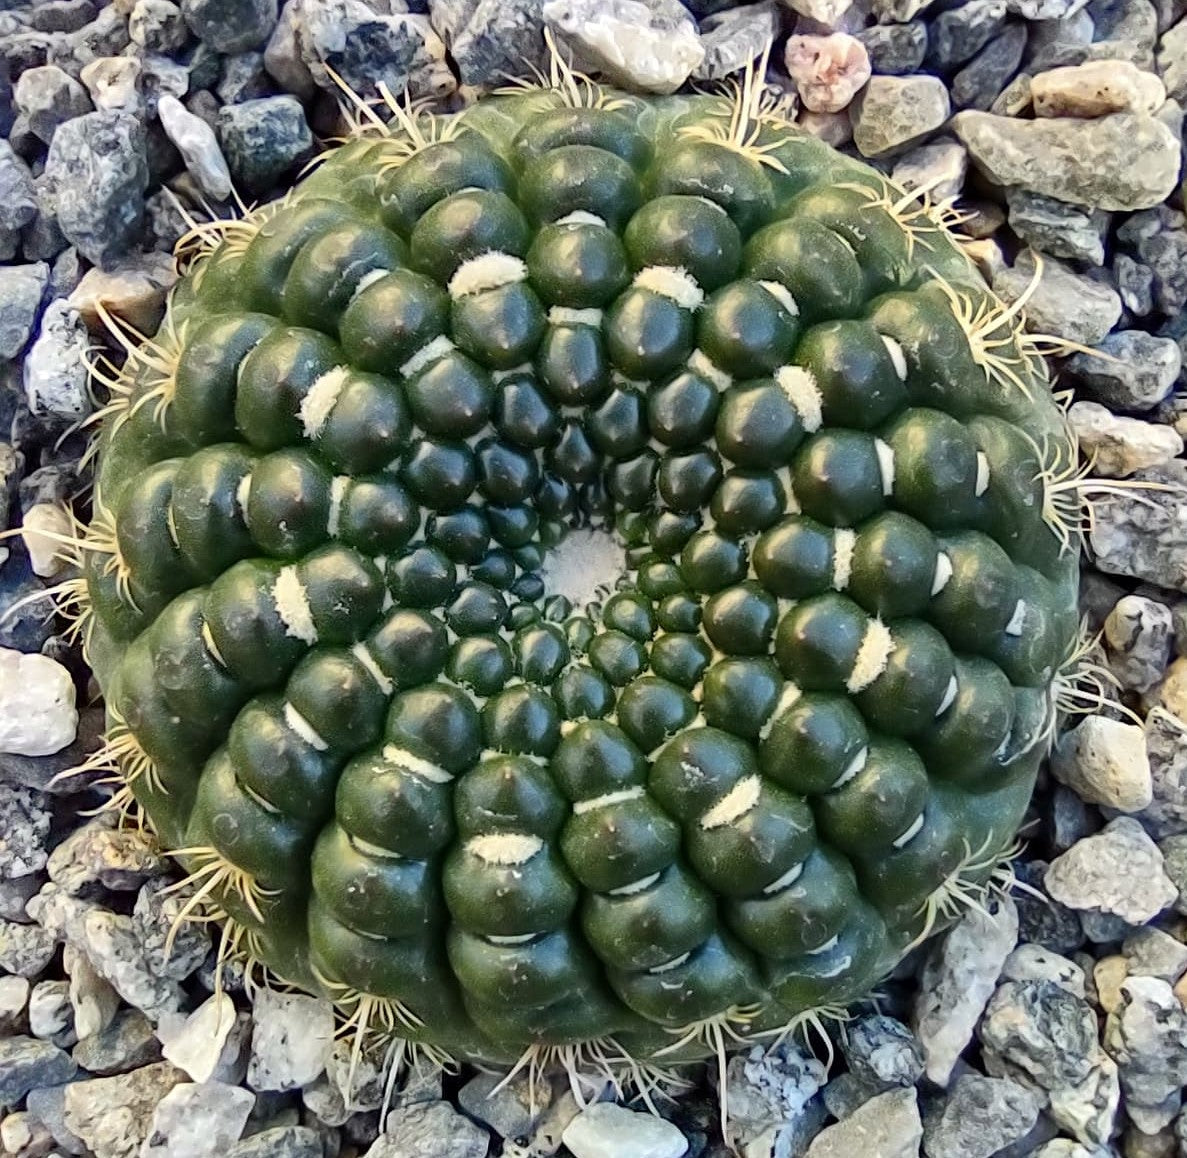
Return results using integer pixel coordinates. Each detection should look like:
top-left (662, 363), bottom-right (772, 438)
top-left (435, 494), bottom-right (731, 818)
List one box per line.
top-left (2, 1), bottom-right (1187, 1156)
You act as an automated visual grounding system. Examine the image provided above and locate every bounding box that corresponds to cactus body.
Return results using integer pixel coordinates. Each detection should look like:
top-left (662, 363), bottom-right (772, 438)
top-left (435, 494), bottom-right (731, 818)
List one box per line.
top-left (82, 81), bottom-right (1079, 1070)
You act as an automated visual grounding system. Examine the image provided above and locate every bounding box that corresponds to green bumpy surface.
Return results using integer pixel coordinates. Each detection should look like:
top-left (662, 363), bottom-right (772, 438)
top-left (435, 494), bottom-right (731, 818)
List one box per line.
top-left (85, 88), bottom-right (1080, 1066)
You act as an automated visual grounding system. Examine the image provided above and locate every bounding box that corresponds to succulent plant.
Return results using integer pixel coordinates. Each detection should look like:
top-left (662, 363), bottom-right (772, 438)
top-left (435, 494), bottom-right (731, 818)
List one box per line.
top-left (64, 56), bottom-right (1090, 1093)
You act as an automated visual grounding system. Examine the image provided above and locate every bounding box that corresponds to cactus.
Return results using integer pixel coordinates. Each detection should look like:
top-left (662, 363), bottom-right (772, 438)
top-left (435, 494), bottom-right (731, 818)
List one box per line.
top-left (66, 56), bottom-right (1091, 1093)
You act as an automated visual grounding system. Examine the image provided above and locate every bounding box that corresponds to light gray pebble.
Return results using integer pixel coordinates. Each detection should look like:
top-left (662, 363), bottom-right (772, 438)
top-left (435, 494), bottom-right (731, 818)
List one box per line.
top-left (955, 108), bottom-right (1179, 210)
top-left (1088, 464), bottom-right (1187, 595)
top-left (76, 907), bottom-right (188, 1021)
top-left (29, 0), bottom-right (98, 34)
top-left (1105, 976), bottom-right (1187, 1127)
top-left (1001, 944), bottom-right (1087, 997)
top-left (923, 1073), bottom-right (1042, 1158)
top-left (851, 74), bottom-right (950, 156)
top-left (951, 23), bottom-right (1028, 110)
top-left (131, 880), bottom-right (210, 982)
top-left (138, 52), bottom-right (189, 118)
top-left (1119, 211), bottom-right (1187, 314)
top-left (805, 1086), bottom-right (923, 1158)
top-left (928, 0), bottom-right (1007, 68)
top-left (915, 897), bottom-right (1019, 1086)
top-left (0, 784), bottom-right (51, 879)
top-left (1114, 253), bottom-right (1155, 315)
top-left (857, 21), bottom-right (928, 74)
top-left (561, 1102), bottom-right (686, 1158)
top-left (229, 1126), bottom-right (323, 1158)
top-left (820, 1071), bottom-right (890, 1121)
top-left (62, 1062), bottom-right (185, 1158)
top-left (28, 979), bottom-right (75, 1046)
top-left (1052, 784), bottom-right (1100, 852)
top-left (1070, 403), bottom-right (1183, 481)
top-left (0, 262), bottom-right (49, 362)
top-left (1121, 926), bottom-right (1187, 983)
top-left (1046, 817), bottom-right (1178, 925)
top-left (1006, 189), bottom-right (1109, 265)
top-left (992, 251), bottom-right (1121, 347)
top-left (71, 1008), bottom-right (161, 1076)
top-left (1160, 834), bottom-right (1187, 914)
top-left (247, 990), bottom-right (334, 1093)
top-left (262, 0), bottom-right (314, 99)
top-left (157, 94), bottom-right (231, 200)
top-left (14, 65), bottom-right (92, 143)
top-left (1159, 13), bottom-right (1187, 101)
top-left (1069, 330), bottom-right (1182, 411)
top-left (369, 1101), bottom-right (489, 1158)
top-left (1050, 715), bottom-right (1152, 813)
top-left (217, 95), bottom-right (312, 195)
top-left (56, 5), bottom-right (132, 70)
top-left (696, 2), bottom-right (782, 80)
top-left (436, 0), bottom-right (550, 92)
top-left (217, 52), bottom-right (271, 104)
top-left (0, 916), bottom-right (57, 977)
top-left (25, 1082), bottom-right (88, 1156)
top-left (841, 1015), bottom-right (924, 1087)
top-left (0, 1108), bottom-right (57, 1158)
top-left (1103, 595), bottom-right (1175, 691)
top-left (141, 1080), bottom-right (256, 1158)
top-left (129, 0), bottom-right (188, 53)
top-left (0, 973), bottom-right (29, 1033)
top-left (180, 0), bottom-right (276, 53)
top-left (891, 138), bottom-right (967, 202)
top-left (0, 1036), bottom-right (78, 1105)
top-left (457, 1070), bottom-right (543, 1141)
top-left (44, 110), bottom-right (147, 267)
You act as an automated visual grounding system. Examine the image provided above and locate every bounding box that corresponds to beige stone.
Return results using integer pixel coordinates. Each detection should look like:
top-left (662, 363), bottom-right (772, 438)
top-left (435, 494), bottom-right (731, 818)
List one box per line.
top-left (1031, 60), bottom-right (1166, 118)
top-left (1094, 954), bottom-right (1129, 1014)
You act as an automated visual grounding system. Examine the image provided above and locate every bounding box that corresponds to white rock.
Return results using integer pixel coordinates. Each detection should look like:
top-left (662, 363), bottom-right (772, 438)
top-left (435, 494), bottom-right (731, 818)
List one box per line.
top-left (783, 0), bottom-right (856, 25)
top-left (0, 974), bottom-right (30, 1033)
top-left (139, 1081), bottom-right (255, 1157)
top-left (784, 33), bottom-right (871, 113)
top-left (1069, 401), bottom-right (1183, 478)
top-left (157, 95), bottom-right (232, 201)
top-left (1051, 715), bottom-right (1153, 812)
top-left (542, 0), bottom-right (704, 95)
top-left (1045, 817), bottom-right (1179, 925)
top-left (0, 648), bottom-right (78, 757)
top-left (247, 990), bottom-right (334, 1092)
top-left (561, 1103), bottom-right (688, 1158)
top-left (23, 299), bottom-right (91, 421)
top-left (1001, 944), bottom-right (1087, 998)
top-left (20, 502), bottom-right (73, 578)
top-left (65, 945), bottom-right (120, 1039)
top-left (892, 138), bottom-right (968, 204)
top-left (1031, 60), bottom-right (1166, 118)
top-left (160, 994), bottom-right (240, 1083)
top-left (80, 56), bottom-right (144, 114)
top-left (914, 896), bottom-right (1019, 1086)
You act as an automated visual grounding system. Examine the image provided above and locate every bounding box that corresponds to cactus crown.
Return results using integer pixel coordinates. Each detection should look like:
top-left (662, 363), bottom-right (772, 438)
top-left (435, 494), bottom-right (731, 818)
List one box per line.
top-left (60, 50), bottom-right (1093, 1099)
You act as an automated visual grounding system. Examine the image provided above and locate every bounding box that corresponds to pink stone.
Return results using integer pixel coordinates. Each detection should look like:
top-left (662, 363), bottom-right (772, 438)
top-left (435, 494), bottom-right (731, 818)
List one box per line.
top-left (784, 32), bottom-right (872, 114)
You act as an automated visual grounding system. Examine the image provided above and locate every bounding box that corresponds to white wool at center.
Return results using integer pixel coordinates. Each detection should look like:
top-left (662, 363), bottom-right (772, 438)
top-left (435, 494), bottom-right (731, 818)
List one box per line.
top-left (540, 527), bottom-right (624, 610)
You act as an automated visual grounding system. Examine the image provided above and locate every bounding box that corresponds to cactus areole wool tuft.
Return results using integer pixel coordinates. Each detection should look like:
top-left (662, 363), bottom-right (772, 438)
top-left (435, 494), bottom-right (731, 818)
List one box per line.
top-left (73, 57), bottom-right (1092, 1093)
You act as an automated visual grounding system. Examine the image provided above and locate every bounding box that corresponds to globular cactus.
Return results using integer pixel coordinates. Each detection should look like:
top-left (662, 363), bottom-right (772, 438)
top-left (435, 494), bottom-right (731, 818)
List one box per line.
top-left (69, 55), bottom-right (1087, 1091)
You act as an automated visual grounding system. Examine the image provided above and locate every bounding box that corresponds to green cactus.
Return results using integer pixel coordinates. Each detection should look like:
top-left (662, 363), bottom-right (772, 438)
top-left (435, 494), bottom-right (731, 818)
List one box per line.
top-left (69, 58), bottom-right (1086, 1091)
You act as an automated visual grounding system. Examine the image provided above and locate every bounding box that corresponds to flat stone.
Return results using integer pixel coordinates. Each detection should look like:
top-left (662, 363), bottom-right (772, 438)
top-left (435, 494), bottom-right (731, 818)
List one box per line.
top-left (914, 896), bottom-right (1019, 1086)
top-left (805, 1087), bottom-right (922, 1158)
top-left (923, 1073), bottom-right (1042, 1158)
top-left (0, 648), bottom-right (78, 758)
top-left (366, 1101), bottom-right (490, 1157)
top-left (1070, 403), bottom-right (1184, 480)
top-left (157, 94), bottom-right (231, 201)
top-left (1050, 715), bottom-right (1153, 812)
top-left (542, 0), bottom-right (704, 95)
top-left (1067, 330), bottom-right (1181, 411)
top-left (951, 23), bottom-right (1028, 111)
top-left (696, 2), bottom-right (782, 81)
top-left (159, 994), bottom-right (241, 1084)
top-left (1123, 927), bottom-right (1187, 983)
top-left (992, 251), bottom-right (1121, 346)
top-left (217, 95), bottom-right (312, 195)
top-left (0, 1035), bottom-right (77, 1104)
top-left (1005, 189), bottom-right (1109, 265)
top-left (785, 33), bottom-right (871, 113)
top-left (562, 1103), bottom-right (687, 1158)
top-left (180, 0), bottom-right (276, 53)
top-left (1088, 462), bottom-right (1187, 593)
top-left (851, 74), bottom-right (950, 157)
top-left (954, 109), bottom-right (1180, 211)
top-left (1032, 59), bottom-right (1165, 117)
top-left (63, 1062), bottom-right (185, 1158)
top-left (0, 261), bottom-right (48, 360)
top-left (927, 0), bottom-right (1007, 68)
top-left (1046, 817), bottom-right (1178, 925)
top-left (141, 1081), bottom-right (256, 1158)
top-left (247, 990), bottom-right (334, 1092)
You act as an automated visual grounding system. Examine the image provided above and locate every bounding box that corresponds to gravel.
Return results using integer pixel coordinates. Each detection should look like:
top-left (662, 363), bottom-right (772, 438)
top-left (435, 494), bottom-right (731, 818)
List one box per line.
top-left (3, 4), bottom-right (1187, 1156)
